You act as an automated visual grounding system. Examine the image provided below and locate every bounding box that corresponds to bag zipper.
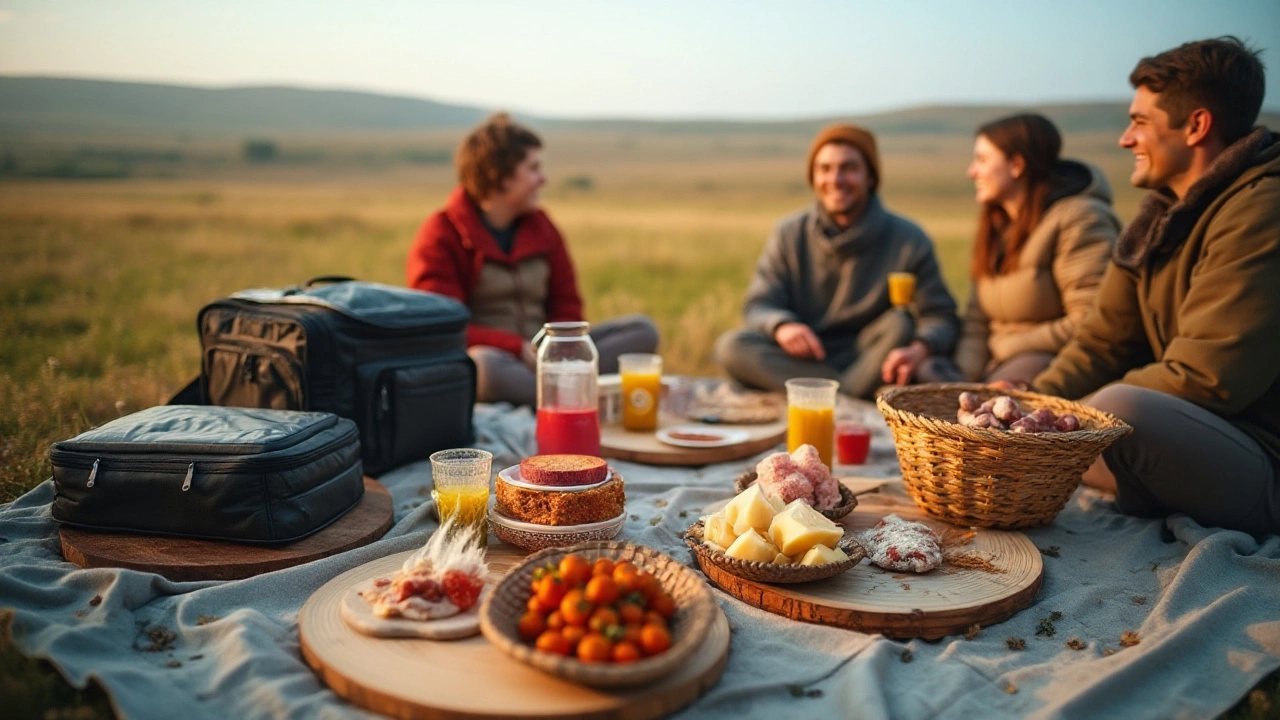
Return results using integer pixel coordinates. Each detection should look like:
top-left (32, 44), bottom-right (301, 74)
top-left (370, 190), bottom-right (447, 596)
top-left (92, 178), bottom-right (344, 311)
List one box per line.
top-left (51, 425), bottom-right (357, 481)
top-left (206, 342), bottom-right (307, 407)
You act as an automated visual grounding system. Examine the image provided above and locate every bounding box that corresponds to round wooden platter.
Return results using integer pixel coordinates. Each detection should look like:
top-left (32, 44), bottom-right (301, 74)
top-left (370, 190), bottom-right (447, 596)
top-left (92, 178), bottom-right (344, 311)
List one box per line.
top-left (59, 477), bottom-right (393, 582)
top-left (600, 414), bottom-right (786, 466)
top-left (695, 491), bottom-right (1043, 640)
top-left (299, 546), bottom-right (731, 720)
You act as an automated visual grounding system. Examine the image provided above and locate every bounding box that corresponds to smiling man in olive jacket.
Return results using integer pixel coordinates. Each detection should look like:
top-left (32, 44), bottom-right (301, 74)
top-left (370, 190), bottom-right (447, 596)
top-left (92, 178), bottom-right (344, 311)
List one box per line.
top-left (1033, 37), bottom-right (1280, 536)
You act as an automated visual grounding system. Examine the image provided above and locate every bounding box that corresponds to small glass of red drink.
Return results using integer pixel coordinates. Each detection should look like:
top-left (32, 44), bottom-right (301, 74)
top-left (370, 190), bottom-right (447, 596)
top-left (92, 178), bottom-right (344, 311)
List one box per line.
top-left (836, 422), bottom-right (871, 465)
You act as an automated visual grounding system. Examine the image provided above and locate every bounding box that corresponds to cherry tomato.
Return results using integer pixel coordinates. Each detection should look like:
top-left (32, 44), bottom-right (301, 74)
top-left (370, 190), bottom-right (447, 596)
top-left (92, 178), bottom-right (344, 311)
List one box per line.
top-left (612, 641), bottom-right (643, 663)
top-left (576, 633), bottom-right (613, 663)
top-left (639, 623), bottom-right (672, 655)
top-left (558, 554), bottom-right (593, 588)
top-left (517, 612), bottom-right (546, 641)
top-left (559, 588), bottom-right (594, 627)
top-left (584, 576), bottom-right (620, 605)
top-left (591, 557), bottom-right (616, 578)
top-left (535, 630), bottom-right (571, 656)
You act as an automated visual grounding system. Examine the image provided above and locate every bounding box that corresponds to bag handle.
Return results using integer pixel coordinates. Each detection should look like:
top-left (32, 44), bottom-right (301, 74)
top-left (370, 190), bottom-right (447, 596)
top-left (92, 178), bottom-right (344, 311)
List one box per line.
top-left (304, 276), bottom-right (356, 288)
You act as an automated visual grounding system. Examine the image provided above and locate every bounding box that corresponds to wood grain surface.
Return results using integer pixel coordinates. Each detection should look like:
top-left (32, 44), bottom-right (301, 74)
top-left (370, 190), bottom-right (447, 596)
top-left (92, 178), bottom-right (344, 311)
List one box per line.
top-left (59, 477), bottom-right (393, 582)
top-left (695, 490), bottom-right (1043, 640)
top-left (600, 414), bottom-right (786, 466)
top-left (300, 546), bottom-right (731, 720)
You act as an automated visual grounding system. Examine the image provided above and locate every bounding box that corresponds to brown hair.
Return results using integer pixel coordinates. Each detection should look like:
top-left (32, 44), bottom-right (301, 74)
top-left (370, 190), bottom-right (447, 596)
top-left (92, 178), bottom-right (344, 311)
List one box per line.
top-left (970, 113), bottom-right (1062, 278)
top-left (1129, 36), bottom-right (1266, 146)
top-left (455, 113), bottom-right (542, 201)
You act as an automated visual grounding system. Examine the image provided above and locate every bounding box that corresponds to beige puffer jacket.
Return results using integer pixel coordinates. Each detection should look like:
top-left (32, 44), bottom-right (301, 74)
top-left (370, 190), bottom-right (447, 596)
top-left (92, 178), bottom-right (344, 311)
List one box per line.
top-left (953, 160), bottom-right (1119, 378)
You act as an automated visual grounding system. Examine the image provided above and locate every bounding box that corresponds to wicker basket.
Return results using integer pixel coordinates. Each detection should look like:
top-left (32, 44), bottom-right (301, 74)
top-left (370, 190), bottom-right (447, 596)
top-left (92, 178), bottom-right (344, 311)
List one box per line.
top-left (876, 383), bottom-right (1132, 529)
top-left (478, 541), bottom-right (716, 688)
top-left (685, 522), bottom-right (864, 584)
top-left (733, 471), bottom-right (858, 521)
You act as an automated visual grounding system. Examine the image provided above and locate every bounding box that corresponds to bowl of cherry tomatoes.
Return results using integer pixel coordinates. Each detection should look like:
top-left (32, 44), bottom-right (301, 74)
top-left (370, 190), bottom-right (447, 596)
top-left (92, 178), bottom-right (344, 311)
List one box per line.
top-left (478, 540), bottom-right (717, 688)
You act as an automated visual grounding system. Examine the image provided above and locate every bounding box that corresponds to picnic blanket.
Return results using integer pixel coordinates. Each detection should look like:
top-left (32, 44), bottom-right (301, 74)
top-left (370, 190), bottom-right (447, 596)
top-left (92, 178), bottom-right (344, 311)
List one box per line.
top-left (2, 402), bottom-right (1278, 720)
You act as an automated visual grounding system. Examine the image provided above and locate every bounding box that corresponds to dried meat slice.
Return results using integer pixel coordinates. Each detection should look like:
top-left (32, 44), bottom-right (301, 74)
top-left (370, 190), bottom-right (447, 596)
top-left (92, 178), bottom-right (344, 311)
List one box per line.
top-left (861, 514), bottom-right (943, 573)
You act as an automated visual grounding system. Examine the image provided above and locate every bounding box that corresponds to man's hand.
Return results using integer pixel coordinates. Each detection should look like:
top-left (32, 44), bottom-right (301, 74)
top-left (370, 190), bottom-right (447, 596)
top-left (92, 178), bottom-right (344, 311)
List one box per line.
top-left (774, 322), bottom-right (826, 360)
top-left (881, 341), bottom-right (930, 386)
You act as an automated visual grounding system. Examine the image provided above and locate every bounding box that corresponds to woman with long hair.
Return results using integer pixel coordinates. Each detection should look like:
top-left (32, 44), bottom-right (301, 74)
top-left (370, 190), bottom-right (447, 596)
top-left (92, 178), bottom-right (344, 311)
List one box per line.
top-left (932, 113), bottom-right (1119, 384)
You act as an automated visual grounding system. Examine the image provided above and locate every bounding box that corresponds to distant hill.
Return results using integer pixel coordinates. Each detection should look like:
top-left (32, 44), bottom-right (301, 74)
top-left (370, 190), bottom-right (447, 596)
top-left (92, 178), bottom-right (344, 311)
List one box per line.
top-left (1, 75), bottom-right (1275, 138)
top-left (0, 76), bottom-right (493, 135)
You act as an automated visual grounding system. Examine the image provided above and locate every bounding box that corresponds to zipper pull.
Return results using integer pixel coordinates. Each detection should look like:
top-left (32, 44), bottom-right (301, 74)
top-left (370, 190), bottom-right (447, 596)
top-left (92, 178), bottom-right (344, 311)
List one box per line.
top-left (87, 458), bottom-right (99, 488)
top-left (182, 462), bottom-right (194, 492)
top-left (380, 384), bottom-right (390, 414)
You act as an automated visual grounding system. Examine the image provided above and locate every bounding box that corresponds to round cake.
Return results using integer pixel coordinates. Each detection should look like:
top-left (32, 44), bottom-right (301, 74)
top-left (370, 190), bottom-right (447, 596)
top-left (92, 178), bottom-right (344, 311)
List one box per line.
top-left (496, 472), bottom-right (625, 526)
top-left (518, 454), bottom-right (609, 487)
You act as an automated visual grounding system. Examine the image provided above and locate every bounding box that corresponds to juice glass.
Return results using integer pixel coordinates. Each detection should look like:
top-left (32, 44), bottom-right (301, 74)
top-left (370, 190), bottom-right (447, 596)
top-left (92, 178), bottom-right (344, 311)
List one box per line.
top-left (785, 378), bottom-right (838, 468)
top-left (430, 448), bottom-right (492, 546)
top-left (888, 272), bottom-right (917, 308)
top-left (618, 353), bottom-right (662, 431)
top-left (836, 422), bottom-right (872, 465)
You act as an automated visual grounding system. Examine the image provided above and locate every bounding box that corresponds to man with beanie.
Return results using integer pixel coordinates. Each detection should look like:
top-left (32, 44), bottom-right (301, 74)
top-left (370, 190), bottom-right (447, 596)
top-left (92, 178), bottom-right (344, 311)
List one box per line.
top-left (715, 124), bottom-right (959, 399)
top-left (1033, 37), bottom-right (1280, 535)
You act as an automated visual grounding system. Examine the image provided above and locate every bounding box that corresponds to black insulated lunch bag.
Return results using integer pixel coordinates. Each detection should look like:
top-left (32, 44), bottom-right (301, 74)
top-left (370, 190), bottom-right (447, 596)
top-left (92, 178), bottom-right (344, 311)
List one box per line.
top-left (51, 405), bottom-right (363, 543)
top-left (187, 278), bottom-right (475, 476)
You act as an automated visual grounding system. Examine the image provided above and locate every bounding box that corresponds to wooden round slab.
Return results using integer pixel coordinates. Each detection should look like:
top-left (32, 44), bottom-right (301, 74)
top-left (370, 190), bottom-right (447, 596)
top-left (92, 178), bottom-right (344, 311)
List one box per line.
top-left (60, 477), bottom-right (393, 582)
top-left (600, 415), bottom-right (786, 466)
top-left (300, 546), bottom-right (730, 720)
top-left (695, 491), bottom-right (1043, 640)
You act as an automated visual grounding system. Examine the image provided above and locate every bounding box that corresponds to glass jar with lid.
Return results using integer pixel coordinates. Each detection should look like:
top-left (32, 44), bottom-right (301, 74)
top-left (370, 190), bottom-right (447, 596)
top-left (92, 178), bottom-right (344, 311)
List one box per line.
top-left (532, 321), bottom-right (600, 457)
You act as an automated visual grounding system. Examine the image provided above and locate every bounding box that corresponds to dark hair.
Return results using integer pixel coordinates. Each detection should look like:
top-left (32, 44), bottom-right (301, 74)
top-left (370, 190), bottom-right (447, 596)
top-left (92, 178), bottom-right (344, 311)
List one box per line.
top-left (1129, 36), bottom-right (1266, 145)
top-left (970, 113), bottom-right (1062, 278)
top-left (455, 113), bottom-right (542, 201)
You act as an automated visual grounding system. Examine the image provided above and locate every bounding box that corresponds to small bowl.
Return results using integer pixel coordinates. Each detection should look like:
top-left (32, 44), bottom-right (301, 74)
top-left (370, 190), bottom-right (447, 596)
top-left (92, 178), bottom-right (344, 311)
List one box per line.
top-left (479, 541), bottom-right (717, 688)
top-left (685, 521), bottom-right (864, 584)
top-left (734, 471), bottom-right (859, 521)
top-left (488, 507), bottom-right (625, 551)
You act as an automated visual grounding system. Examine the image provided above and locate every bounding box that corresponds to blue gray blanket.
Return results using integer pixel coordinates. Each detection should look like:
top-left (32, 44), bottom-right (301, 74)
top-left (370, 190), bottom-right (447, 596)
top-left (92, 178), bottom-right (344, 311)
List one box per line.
top-left (1, 404), bottom-right (1277, 719)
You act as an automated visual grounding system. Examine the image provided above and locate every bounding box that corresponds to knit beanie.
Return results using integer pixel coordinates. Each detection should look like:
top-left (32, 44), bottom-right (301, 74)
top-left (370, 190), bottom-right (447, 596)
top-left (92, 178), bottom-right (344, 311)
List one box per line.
top-left (806, 124), bottom-right (880, 191)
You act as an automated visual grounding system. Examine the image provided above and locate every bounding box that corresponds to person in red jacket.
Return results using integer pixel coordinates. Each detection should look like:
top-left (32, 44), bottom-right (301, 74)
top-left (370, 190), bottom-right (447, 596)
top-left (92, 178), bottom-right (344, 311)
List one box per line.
top-left (407, 113), bottom-right (658, 406)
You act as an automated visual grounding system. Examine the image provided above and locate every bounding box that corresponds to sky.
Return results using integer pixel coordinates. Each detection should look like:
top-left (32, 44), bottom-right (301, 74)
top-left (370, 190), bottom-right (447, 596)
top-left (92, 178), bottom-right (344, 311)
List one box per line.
top-left (1, 0), bottom-right (1278, 120)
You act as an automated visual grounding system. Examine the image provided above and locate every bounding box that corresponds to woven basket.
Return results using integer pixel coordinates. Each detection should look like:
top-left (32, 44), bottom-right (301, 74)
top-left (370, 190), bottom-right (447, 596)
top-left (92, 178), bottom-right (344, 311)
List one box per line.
top-left (876, 383), bottom-right (1132, 529)
top-left (478, 541), bottom-right (716, 688)
top-left (733, 472), bottom-right (858, 521)
top-left (685, 522), bottom-right (864, 584)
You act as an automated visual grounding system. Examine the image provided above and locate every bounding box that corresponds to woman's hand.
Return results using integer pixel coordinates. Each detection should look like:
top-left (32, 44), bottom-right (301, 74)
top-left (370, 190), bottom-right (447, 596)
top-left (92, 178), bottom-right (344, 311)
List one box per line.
top-left (881, 341), bottom-right (930, 386)
top-left (774, 322), bottom-right (826, 360)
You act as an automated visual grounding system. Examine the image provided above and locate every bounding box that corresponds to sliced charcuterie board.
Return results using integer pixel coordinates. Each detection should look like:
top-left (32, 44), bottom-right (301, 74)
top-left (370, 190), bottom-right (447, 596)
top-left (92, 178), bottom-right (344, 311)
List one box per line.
top-left (695, 488), bottom-right (1043, 639)
top-left (299, 545), bottom-right (731, 720)
top-left (600, 415), bottom-right (786, 466)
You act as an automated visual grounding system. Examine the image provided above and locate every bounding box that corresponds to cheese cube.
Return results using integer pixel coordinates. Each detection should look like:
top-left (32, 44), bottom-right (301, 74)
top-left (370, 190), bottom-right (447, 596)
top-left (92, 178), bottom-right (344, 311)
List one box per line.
top-left (798, 544), bottom-right (850, 566)
top-left (723, 484), bottom-right (785, 536)
top-left (768, 499), bottom-right (844, 556)
top-left (772, 552), bottom-right (793, 565)
top-left (703, 512), bottom-right (738, 548)
top-left (725, 527), bottom-right (780, 563)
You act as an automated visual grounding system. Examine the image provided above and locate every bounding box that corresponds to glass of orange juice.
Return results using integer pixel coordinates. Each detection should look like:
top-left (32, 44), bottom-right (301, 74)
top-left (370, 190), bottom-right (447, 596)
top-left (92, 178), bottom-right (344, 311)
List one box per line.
top-left (888, 271), bottom-right (917, 309)
top-left (785, 378), bottom-right (838, 468)
top-left (619, 353), bottom-right (662, 431)
top-left (430, 448), bottom-right (492, 546)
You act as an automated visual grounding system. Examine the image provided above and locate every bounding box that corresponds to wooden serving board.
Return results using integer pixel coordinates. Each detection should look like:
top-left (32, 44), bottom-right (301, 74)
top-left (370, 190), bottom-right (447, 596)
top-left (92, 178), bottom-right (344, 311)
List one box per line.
top-left (60, 477), bottom-right (393, 582)
top-left (696, 491), bottom-right (1043, 640)
top-left (300, 546), bottom-right (731, 720)
top-left (601, 414), bottom-right (786, 466)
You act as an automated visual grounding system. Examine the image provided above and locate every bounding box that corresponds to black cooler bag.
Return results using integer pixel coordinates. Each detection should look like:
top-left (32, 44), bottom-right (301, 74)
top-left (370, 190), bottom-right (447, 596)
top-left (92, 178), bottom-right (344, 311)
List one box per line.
top-left (51, 405), bottom-right (363, 543)
top-left (192, 279), bottom-right (475, 476)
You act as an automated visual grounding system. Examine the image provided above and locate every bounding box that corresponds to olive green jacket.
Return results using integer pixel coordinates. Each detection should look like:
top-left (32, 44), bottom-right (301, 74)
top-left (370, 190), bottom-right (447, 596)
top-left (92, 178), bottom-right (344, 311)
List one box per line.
top-left (1034, 128), bottom-right (1280, 464)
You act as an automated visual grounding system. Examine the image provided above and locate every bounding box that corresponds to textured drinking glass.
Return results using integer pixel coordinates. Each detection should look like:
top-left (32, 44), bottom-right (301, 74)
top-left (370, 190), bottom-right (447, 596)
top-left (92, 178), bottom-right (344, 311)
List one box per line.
top-left (786, 378), bottom-right (838, 468)
top-left (619, 353), bottom-right (663, 431)
top-left (430, 448), bottom-right (492, 546)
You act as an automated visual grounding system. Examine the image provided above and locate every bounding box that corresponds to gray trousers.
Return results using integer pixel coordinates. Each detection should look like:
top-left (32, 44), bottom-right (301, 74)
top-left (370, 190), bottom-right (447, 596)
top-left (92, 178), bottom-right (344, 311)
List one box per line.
top-left (1090, 384), bottom-right (1280, 536)
top-left (468, 314), bottom-right (660, 407)
top-left (714, 310), bottom-right (913, 399)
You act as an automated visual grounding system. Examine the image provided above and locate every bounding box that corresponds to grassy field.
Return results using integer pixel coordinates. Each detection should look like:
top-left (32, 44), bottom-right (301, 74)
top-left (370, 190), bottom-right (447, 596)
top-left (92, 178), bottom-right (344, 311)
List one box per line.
top-left (0, 127), bottom-right (1145, 500)
top-left (3, 126), bottom-right (1275, 719)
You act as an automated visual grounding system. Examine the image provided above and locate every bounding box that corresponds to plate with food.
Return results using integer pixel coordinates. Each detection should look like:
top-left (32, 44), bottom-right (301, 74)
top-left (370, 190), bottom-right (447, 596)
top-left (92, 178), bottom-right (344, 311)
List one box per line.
top-left (497, 455), bottom-right (615, 492)
top-left (656, 425), bottom-right (751, 449)
top-left (339, 518), bottom-right (489, 640)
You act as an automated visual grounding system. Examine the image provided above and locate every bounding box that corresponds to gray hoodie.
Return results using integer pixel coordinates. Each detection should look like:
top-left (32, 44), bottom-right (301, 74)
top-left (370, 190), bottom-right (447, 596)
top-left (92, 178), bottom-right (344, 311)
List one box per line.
top-left (743, 194), bottom-right (960, 356)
